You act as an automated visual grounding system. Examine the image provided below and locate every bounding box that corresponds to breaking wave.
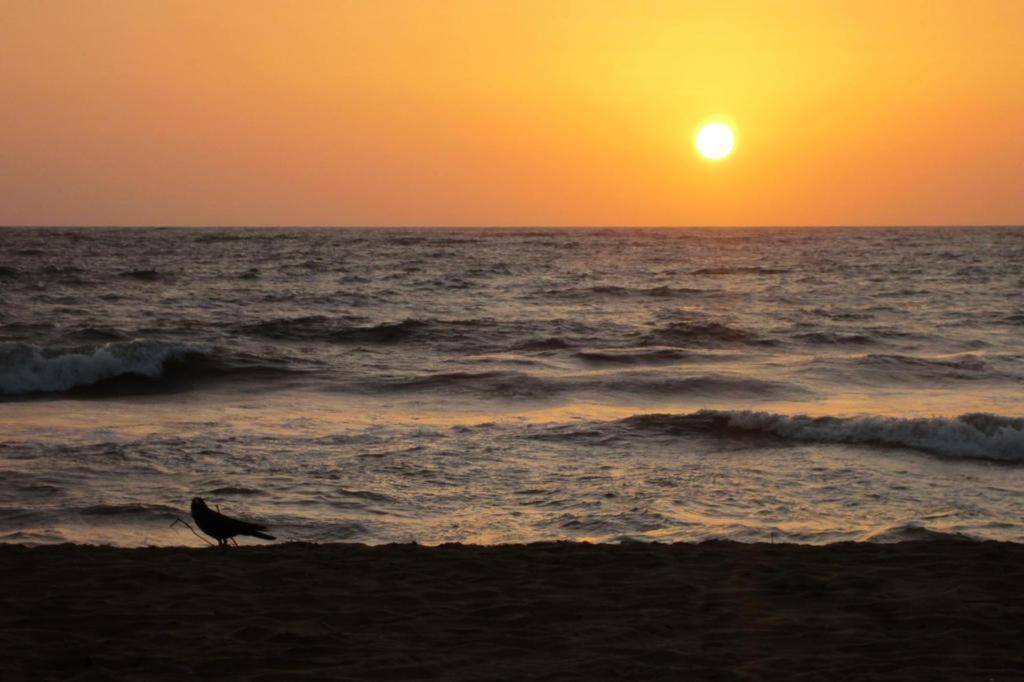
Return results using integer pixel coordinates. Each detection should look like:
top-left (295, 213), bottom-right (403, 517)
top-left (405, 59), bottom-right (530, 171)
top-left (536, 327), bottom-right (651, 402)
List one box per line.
top-left (622, 410), bottom-right (1024, 462)
top-left (0, 340), bottom-right (292, 397)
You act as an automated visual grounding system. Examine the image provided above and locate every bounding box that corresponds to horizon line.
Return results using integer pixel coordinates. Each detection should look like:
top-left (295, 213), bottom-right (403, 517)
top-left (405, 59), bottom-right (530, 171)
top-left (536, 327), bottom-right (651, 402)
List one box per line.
top-left (2, 224), bottom-right (1022, 230)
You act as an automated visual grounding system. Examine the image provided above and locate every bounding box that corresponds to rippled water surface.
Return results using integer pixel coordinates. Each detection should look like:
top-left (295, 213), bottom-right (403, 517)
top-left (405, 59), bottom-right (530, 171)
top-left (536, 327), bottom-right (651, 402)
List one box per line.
top-left (2, 227), bottom-right (1023, 545)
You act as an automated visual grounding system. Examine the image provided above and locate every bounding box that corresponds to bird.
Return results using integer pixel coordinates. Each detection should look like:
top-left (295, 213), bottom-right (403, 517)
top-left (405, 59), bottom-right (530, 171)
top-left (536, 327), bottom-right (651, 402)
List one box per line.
top-left (190, 497), bottom-right (275, 547)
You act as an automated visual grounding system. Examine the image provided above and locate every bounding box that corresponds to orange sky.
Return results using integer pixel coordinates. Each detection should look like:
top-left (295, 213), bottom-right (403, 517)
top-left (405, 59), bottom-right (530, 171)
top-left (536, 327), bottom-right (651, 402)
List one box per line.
top-left (1, 1), bottom-right (1021, 227)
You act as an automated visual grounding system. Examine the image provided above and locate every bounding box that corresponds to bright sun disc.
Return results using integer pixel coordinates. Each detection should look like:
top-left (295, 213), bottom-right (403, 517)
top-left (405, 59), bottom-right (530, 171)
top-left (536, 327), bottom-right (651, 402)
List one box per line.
top-left (695, 122), bottom-right (735, 160)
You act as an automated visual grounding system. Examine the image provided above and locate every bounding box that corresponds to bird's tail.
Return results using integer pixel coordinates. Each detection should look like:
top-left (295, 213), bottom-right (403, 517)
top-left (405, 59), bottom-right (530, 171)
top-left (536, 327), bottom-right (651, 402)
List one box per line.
top-left (248, 531), bottom-right (276, 541)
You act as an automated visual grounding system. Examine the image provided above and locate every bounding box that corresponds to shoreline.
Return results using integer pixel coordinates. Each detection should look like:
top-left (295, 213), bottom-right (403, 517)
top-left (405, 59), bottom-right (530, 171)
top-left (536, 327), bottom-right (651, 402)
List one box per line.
top-left (3, 540), bottom-right (1022, 680)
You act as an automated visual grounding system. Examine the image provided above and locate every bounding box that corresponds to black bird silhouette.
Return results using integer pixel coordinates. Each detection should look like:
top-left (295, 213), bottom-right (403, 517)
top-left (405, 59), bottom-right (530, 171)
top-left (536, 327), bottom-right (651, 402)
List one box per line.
top-left (190, 497), bottom-right (275, 546)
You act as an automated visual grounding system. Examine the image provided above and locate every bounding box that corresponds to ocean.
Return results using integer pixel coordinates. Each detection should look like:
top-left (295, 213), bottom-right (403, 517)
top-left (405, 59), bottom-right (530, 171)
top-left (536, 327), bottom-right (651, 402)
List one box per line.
top-left (2, 227), bottom-right (1022, 546)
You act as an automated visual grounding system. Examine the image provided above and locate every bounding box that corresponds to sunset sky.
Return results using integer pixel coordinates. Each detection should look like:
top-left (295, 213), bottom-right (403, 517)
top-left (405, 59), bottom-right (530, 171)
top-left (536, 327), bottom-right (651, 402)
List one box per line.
top-left (2, 1), bottom-right (1021, 227)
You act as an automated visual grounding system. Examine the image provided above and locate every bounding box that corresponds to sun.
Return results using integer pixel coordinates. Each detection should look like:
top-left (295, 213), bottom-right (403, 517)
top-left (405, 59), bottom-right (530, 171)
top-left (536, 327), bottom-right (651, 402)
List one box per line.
top-left (695, 122), bottom-right (735, 160)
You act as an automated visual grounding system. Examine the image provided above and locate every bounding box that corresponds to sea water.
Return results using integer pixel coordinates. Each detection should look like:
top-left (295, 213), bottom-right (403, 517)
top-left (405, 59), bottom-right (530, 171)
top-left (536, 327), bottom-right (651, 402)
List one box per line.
top-left (2, 227), bottom-right (1022, 546)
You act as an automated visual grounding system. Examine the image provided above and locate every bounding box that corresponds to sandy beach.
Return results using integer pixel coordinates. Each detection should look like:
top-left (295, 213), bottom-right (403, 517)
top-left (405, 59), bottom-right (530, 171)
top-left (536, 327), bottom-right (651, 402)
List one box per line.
top-left (2, 540), bottom-right (1021, 680)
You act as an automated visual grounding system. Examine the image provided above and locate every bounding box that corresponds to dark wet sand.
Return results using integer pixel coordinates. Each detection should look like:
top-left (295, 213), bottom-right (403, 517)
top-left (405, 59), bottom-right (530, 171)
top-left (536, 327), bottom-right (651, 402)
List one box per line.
top-left (2, 540), bottom-right (1022, 680)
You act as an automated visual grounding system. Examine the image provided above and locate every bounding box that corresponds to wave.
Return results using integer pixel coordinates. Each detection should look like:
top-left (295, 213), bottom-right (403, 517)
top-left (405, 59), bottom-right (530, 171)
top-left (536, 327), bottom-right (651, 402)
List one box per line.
top-left (0, 265), bottom-right (88, 284)
top-left (59, 327), bottom-right (131, 343)
top-left (0, 530), bottom-right (67, 544)
top-left (809, 309), bottom-right (875, 321)
top-left (513, 337), bottom-right (573, 351)
top-left (538, 284), bottom-right (713, 302)
top-left (794, 331), bottom-right (875, 345)
top-left (643, 321), bottom-right (772, 347)
top-left (691, 266), bottom-right (789, 276)
top-left (236, 315), bottom-right (335, 340)
top-left (207, 486), bottom-right (263, 496)
top-left (359, 370), bottom-right (805, 401)
top-left (798, 353), bottom-right (1009, 385)
top-left (329, 319), bottom-right (426, 344)
top-left (596, 374), bottom-right (804, 398)
top-left (41, 265), bottom-right (84, 276)
top-left (0, 340), bottom-right (293, 397)
top-left (370, 371), bottom-right (559, 398)
top-left (573, 348), bottom-right (694, 366)
top-left (0, 340), bottom-right (203, 395)
top-left (80, 503), bottom-right (182, 517)
top-left (864, 524), bottom-right (976, 543)
top-left (236, 316), bottom-right (425, 344)
top-left (579, 285), bottom-right (709, 298)
top-left (622, 410), bottom-right (1024, 461)
top-left (237, 316), bottom-right (601, 353)
top-left (193, 233), bottom-right (248, 243)
top-left (855, 353), bottom-right (993, 381)
top-left (117, 269), bottom-right (166, 282)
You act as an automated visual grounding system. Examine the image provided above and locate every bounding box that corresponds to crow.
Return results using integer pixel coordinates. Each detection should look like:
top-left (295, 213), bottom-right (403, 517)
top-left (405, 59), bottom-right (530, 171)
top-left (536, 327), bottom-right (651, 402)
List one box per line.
top-left (190, 497), bottom-right (275, 546)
